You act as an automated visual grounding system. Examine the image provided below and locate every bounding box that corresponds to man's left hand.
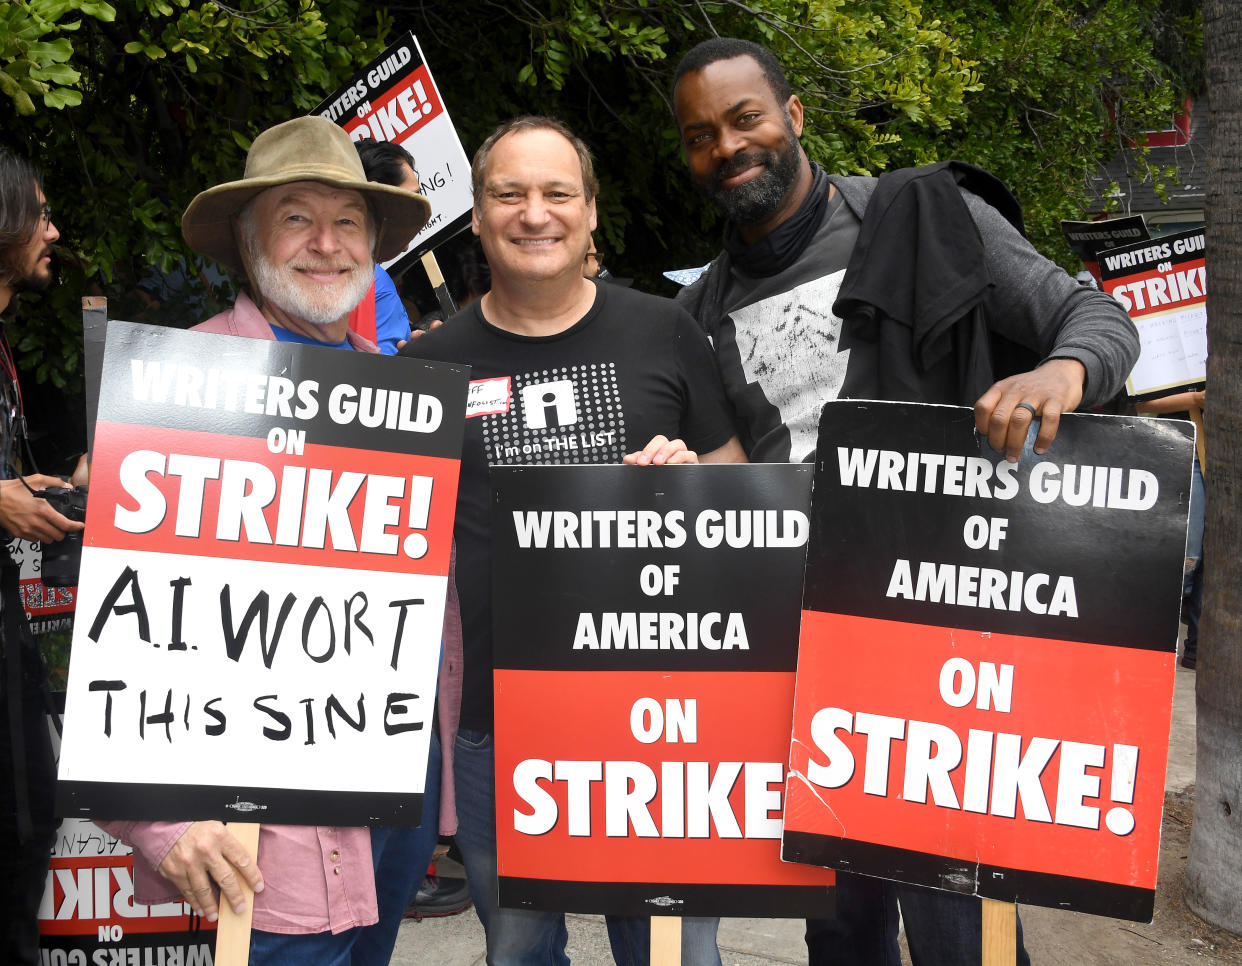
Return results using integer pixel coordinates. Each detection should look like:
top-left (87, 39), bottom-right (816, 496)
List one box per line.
top-left (624, 435), bottom-right (699, 465)
top-left (974, 358), bottom-right (1087, 462)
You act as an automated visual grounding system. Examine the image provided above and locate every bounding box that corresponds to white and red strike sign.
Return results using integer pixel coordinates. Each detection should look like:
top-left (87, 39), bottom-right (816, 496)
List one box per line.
top-left (491, 464), bottom-right (833, 918)
top-left (316, 32), bottom-right (472, 266)
top-left (56, 322), bottom-right (467, 826)
top-left (783, 401), bottom-right (1192, 922)
top-left (1098, 227), bottom-right (1207, 397)
top-left (41, 699), bottom-right (217, 965)
top-left (5, 536), bottom-right (76, 637)
top-left (41, 818), bottom-right (217, 966)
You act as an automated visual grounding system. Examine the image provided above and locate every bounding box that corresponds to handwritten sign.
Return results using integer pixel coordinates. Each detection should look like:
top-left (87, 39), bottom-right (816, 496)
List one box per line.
top-left (1099, 228), bottom-right (1207, 397)
top-left (56, 322), bottom-right (467, 825)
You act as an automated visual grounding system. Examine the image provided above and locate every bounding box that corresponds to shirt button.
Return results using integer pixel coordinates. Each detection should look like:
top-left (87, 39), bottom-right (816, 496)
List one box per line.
top-left (334, 866), bottom-right (342, 875)
top-left (331, 850), bottom-right (340, 861)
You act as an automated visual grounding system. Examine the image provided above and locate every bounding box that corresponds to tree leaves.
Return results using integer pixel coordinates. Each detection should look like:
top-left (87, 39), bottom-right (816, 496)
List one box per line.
top-left (1, 0), bottom-right (388, 386)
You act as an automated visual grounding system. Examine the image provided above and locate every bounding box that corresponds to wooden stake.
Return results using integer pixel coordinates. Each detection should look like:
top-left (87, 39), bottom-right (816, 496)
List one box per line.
top-left (981, 898), bottom-right (1016, 966)
top-left (650, 916), bottom-right (682, 966)
top-left (213, 822), bottom-right (261, 966)
top-left (421, 250), bottom-right (458, 319)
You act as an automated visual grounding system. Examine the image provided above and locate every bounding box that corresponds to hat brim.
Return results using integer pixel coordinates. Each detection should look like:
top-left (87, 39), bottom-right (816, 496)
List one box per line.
top-left (182, 172), bottom-right (432, 275)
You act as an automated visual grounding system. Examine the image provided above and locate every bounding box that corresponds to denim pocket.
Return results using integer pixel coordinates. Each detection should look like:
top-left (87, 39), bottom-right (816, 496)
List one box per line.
top-left (455, 727), bottom-right (492, 751)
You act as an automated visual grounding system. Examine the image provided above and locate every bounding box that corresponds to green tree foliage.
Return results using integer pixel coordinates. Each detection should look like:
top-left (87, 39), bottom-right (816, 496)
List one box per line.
top-left (398, 0), bottom-right (981, 277)
top-left (0, 0), bottom-right (1200, 405)
top-left (934, 0), bottom-right (1204, 256)
top-left (1, 0), bottom-right (390, 395)
top-left (397, 0), bottom-right (1199, 277)
top-left (1, 0), bottom-right (118, 114)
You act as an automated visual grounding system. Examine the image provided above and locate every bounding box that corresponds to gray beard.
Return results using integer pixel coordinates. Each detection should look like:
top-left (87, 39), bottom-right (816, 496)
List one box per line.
top-left (249, 249), bottom-right (373, 328)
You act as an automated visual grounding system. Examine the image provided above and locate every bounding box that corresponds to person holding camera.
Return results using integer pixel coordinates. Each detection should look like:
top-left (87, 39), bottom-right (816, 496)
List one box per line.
top-left (0, 148), bottom-right (87, 966)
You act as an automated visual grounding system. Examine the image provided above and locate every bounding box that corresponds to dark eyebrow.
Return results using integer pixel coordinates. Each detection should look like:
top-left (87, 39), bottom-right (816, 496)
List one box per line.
top-left (681, 98), bottom-right (762, 133)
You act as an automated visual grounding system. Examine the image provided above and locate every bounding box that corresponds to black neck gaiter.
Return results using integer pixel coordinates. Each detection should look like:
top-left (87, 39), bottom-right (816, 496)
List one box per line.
top-left (722, 163), bottom-right (833, 278)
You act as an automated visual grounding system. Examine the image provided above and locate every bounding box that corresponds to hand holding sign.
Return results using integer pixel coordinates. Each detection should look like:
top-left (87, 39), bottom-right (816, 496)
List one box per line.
top-left (973, 358), bottom-right (1086, 461)
top-left (784, 400), bottom-right (1193, 922)
top-left (623, 435), bottom-right (700, 466)
top-left (158, 821), bottom-right (264, 922)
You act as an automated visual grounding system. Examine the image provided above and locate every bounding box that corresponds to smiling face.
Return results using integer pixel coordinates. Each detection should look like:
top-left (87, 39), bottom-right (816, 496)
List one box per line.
top-left (472, 127), bottom-right (597, 287)
top-left (674, 55), bottom-right (806, 228)
top-left (243, 180), bottom-right (374, 327)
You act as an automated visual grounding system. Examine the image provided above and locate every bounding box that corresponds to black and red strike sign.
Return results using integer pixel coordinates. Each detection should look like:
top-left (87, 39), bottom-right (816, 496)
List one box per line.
top-left (56, 322), bottom-right (468, 826)
top-left (1098, 226), bottom-right (1207, 397)
top-left (783, 401), bottom-right (1192, 922)
top-left (491, 464), bottom-right (834, 918)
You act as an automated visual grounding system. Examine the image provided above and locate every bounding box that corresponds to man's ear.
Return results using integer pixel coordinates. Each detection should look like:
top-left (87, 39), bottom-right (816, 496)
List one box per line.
top-left (471, 205), bottom-right (481, 236)
top-left (588, 197), bottom-right (598, 233)
top-left (786, 94), bottom-right (805, 138)
top-left (370, 206), bottom-right (385, 261)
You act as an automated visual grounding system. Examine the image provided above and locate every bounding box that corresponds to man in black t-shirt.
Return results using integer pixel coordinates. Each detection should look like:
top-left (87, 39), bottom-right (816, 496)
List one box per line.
top-left (402, 116), bottom-right (743, 966)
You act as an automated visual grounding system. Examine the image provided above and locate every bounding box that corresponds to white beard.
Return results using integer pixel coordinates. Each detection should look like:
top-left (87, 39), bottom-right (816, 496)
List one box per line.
top-left (249, 248), bottom-right (374, 327)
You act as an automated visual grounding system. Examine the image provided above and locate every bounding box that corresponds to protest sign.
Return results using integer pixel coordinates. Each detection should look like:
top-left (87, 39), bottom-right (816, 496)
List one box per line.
top-left (783, 401), bottom-right (1192, 922)
top-left (491, 464), bottom-right (834, 918)
top-left (41, 818), bottom-right (216, 966)
top-left (1098, 227), bottom-right (1207, 397)
top-left (6, 537), bottom-right (76, 637)
top-left (56, 322), bottom-right (467, 825)
top-left (316, 32), bottom-right (472, 267)
top-left (1060, 215), bottom-right (1149, 281)
top-left (41, 695), bottom-right (217, 965)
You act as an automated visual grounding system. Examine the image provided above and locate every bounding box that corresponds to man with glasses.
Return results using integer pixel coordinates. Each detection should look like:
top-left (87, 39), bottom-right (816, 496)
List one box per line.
top-left (0, 148), bottom-right (86, 965)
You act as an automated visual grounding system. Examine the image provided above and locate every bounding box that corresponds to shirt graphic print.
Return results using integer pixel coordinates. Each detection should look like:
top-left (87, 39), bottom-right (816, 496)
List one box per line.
top-left (728, 271), bottom-right (850, 462)
top-left (477, 362), bottom-right (627, 465)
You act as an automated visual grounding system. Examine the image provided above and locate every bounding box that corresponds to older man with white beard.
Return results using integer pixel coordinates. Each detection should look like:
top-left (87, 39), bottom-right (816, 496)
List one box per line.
top-left (99, 116), bottom-right (463, 966)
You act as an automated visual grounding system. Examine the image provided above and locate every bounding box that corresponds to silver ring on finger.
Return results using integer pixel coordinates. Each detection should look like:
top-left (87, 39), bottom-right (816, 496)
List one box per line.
top-left (1014, 402), bottom-right (1039, 418)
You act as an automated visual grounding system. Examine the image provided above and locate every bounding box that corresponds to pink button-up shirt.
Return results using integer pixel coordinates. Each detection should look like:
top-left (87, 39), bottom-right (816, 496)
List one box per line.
top-left (98, 821), bottom-right (379, 934)
top-left (96, 292), bottom-right (464, 935)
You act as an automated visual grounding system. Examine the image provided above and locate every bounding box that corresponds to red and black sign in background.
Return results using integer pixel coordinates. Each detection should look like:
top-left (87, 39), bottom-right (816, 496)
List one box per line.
top-left (491, 464), bottom-right (834, 917)
top-left (783, 401), bottom-right (1193, 922)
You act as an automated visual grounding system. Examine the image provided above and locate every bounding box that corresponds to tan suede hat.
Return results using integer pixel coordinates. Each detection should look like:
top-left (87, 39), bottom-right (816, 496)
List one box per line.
top-left (182, 115), bottom-right (431, 274)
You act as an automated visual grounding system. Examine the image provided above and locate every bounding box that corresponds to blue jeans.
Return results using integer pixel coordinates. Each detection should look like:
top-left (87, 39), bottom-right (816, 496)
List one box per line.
top-left (249, 734), bottom-right (442, 965)
top-left (805, 872), bottom-right (1030, 966)
top-left (453, 729), bottom-right (721, 966)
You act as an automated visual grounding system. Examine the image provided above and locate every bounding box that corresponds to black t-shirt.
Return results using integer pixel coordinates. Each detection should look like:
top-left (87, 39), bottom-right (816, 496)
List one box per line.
top-left (403, 280), bottom-right (736, 730)
top-left (678, 191), bottom-right (866, 464)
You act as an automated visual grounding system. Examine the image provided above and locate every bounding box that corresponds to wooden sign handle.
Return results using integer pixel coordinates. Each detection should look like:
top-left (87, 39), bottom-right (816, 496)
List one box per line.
top-left (420, 250), bottom-right (458, 319)
top-left (213, 822), bottom-right (261, 966)
top-left (650, 916), bottom-right (682, 966)
top-left (981, 898), bottom-right (1016, 966)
